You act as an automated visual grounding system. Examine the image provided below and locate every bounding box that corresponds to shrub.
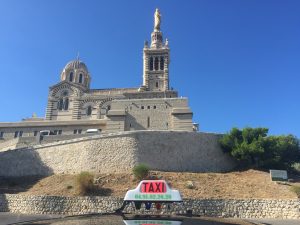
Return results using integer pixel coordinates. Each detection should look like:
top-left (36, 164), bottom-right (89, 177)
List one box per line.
top-left (76, 171), bottom-right (94, 195)
top-left (290, 185), bottom-right (300, 198)
top-left (132, 163), bottom-right (150, 180)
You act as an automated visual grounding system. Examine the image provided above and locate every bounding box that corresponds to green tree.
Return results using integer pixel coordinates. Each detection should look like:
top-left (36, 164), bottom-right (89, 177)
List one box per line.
top-left (220, 127), bottom-right (268, 166)
top-left (262, 135), bottom-right (300, 169)
top-left (220, 127), bottom-right (300, 170)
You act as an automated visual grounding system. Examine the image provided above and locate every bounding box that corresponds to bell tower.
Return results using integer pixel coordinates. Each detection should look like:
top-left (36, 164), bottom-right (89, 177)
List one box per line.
top-left (142, 9), bottom-right (170, 92)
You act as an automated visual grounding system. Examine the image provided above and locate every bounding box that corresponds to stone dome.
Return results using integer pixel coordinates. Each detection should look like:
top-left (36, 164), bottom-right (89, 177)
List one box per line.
top-left (64, 59), bottom-right (89, 72)
top-left (60, 59), bottom-right (91, 89)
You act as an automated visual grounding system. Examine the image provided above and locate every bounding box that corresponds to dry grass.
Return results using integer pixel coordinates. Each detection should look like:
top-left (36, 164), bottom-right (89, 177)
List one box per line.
top-left (290, 185), bottom-right (300, 197)
top-left (8, 170), bottom-right (299, 199)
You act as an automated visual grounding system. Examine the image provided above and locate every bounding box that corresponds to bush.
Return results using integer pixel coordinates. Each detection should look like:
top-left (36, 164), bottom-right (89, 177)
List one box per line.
top-left (76, 171), bottom-right (94, 195)
top-left (290, 185), bottom-right (300, 198)
top-left (133, 164), bottom-right (150, 180)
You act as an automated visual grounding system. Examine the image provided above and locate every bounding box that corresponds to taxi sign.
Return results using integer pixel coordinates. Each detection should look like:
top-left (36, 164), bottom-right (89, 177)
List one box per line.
top-left (124, 180), bottom-right (182, 202)
top-left (141, 181), bottom-right (166, 193)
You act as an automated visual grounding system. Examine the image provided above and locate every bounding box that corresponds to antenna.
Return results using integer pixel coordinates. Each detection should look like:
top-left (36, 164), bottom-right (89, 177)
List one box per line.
top-left (76, 52), bottom-right (80, 60)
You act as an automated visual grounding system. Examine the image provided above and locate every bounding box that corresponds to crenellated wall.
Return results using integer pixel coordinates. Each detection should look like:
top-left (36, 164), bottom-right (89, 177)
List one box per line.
top-left (0, 131), bottom-right (235, 177)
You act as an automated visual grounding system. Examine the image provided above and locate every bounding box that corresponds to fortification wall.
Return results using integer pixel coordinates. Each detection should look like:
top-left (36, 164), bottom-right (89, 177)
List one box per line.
top-left (0, 131), bottom-right (235, 177)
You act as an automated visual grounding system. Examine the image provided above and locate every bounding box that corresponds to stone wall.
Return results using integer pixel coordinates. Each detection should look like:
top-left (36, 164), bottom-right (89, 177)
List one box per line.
top-left (0, 194), bottom-right (299, 219)
top-left (135, 131), bottom-right (234, 172)
top-left (0, 131), bottom-right (235, 176)
top-left (0, 138), bottom-right (19, 152)
top-left (110, 98), bottom-right (193, 131)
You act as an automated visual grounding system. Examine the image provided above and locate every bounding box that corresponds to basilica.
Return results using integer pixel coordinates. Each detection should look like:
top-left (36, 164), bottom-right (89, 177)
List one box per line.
top-left (0, 9), bottom-right (195, 141)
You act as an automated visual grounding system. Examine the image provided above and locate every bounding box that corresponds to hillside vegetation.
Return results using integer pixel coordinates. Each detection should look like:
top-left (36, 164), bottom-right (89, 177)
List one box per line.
top-left (1, 170), bottom-right (299, 199)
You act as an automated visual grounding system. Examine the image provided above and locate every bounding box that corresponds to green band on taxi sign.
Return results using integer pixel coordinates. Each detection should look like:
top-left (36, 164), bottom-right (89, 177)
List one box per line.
top-left (134, 220), bottom-right (172, 224)
top-left (134, 194), bottom-right (172, 200)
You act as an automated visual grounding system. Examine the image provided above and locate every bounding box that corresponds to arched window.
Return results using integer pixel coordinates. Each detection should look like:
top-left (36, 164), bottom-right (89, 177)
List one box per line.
top-left (160, 57), bottom-right (164, 70)
top-left (87, 106), bottom-right (92, 116)
top-left (149, 57), bottom-right (153, 71)
top-left (154, 57), bottom-right (159, 70)
top-left (69, 72), bottom-right (73, 82)
top-left (63, 91), bottom-right (68, 96)
top-left (63, 98), bottom-right (69, 110)
top-left (79, 73), bottom-right (83, 83)
top-left (58, 99), bottom-right (63, 111)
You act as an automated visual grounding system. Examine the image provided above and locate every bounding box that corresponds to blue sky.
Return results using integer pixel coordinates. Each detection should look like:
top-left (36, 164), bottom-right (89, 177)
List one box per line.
top-left (0, 0), bottom-right (299, 136)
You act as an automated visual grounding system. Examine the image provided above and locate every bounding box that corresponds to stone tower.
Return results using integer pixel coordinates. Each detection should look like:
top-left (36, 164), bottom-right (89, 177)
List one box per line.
top-left (142, 9), bottom-right (170, 92)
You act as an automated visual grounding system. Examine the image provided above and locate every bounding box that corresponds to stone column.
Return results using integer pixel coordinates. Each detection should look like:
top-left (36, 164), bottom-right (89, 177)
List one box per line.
top-left (164, 56), bottom-right (169, 90)
top-left (143, 50), bottom-right (149, 88)
top-left (72, 98), bottom-right (81, 120)
top-left (45, 98), bottom-right (55, 120)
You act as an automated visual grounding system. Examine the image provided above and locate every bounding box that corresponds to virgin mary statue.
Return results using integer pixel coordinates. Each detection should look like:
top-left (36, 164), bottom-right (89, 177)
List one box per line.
top-left (154, 8), bottom-right (161, 31)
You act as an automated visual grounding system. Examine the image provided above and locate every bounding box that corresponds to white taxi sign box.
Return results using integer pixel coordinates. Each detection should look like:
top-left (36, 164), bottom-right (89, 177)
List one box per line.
top-left (123, 220), bottom-right (182, 225)
top-left (270, 170), bottom-right (288, 181)
top-left (124, 180), bottom-right (182, 202)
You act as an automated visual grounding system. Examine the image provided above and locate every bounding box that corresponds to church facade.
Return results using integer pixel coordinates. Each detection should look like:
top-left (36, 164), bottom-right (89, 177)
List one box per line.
top-left (0, 9), bottom-right (195, 141)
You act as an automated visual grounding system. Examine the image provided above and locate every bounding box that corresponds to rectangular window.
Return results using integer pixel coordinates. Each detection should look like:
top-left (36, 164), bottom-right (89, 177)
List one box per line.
top-left (19, 131), bottom-right (23, 137)
top-left (141, 106), bottom-right (144, 109)
top-left (147, 106), bottom-right (150, 109)
top-left (58, 130), bottom-right (62, 135)
top-left (53, 130), bottom-right (58, 135)
top-left (33, 131), bottom-right (38, 136)
top-left (0, 132), bottom-right (4, 138)
top-left (74, 129), bottom-right (82, 134)
top-left (14, 131), bottom-right (19, 138)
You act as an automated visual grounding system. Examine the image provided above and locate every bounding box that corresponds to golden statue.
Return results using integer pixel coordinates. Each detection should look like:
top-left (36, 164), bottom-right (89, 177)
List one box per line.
top-left (154, 8), bottom-right (161, 31)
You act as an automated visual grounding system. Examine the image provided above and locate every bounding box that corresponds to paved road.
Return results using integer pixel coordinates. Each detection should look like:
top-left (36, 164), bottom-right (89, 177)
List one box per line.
top-left (0, 212), bottom-right (61, 225)
top-left (246, 218), bottom-right (300, 225)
